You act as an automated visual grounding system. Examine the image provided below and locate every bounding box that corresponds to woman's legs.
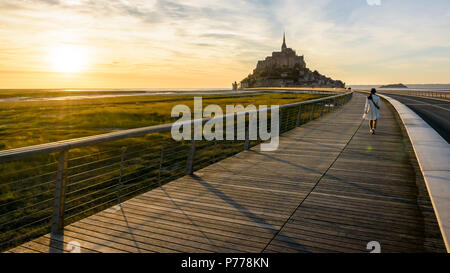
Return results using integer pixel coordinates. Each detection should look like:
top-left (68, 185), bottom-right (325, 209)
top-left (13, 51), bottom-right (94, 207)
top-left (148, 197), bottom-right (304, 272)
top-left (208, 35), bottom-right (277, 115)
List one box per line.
top-left (369, 120), bottom-right (375, 133)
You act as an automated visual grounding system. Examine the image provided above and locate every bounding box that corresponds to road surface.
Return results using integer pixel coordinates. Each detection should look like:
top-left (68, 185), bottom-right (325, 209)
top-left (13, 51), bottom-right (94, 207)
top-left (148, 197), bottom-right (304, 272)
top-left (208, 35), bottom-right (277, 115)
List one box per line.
top-left (386, 94), bottom-right (450, 143)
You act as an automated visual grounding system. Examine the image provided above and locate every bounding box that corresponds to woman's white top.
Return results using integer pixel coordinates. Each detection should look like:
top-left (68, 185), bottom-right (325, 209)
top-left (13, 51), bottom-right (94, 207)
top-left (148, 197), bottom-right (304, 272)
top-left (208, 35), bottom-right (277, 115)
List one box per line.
top-left (363, 94), bottom-right (380, 120)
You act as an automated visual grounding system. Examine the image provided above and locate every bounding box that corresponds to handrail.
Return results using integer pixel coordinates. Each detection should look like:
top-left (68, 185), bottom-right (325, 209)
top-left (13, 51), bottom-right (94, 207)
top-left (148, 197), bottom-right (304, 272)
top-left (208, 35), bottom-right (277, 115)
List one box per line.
top-left (0, 92), bottom-right (352, 163)
top-left (356, 89), bottom-right (449, 100)
top-left (245, 87), bottom-right (349, 93)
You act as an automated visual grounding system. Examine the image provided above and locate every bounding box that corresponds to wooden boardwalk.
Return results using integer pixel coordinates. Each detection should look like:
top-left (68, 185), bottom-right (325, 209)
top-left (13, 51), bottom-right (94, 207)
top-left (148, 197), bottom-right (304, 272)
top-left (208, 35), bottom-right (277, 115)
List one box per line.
top-left (8, 93), bottom-right (446, 253)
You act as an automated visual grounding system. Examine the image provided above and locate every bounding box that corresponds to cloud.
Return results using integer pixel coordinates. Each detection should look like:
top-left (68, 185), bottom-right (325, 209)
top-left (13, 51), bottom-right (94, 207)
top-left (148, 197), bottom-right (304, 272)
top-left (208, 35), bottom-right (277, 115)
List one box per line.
top-left (0, 0), bottom-right (449, 87)
top-left (367, 0), bottom-right (381, 6)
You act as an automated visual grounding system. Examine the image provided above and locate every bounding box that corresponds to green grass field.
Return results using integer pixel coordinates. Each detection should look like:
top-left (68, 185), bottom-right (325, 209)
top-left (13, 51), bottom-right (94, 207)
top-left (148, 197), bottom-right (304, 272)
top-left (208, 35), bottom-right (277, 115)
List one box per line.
top-left (0, 91), bottom-right (327, 150)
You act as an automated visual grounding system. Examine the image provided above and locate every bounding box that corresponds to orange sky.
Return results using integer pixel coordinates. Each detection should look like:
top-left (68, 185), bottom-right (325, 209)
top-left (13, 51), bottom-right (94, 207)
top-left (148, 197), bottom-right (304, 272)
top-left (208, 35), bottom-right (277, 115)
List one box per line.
top-left (1, 0), bottom-right (449, 89)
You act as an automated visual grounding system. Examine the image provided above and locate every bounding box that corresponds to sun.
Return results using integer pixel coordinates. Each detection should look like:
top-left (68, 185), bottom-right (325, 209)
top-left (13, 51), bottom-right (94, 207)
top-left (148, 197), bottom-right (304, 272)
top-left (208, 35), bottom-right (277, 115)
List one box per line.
top-left (51, 45), bottom-right (86, 73)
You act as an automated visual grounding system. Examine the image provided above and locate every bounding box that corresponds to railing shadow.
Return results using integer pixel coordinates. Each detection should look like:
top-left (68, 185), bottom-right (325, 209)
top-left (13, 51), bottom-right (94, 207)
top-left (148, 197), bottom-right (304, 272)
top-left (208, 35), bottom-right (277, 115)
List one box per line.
top-left (190, 174), bottom-right (310, 252)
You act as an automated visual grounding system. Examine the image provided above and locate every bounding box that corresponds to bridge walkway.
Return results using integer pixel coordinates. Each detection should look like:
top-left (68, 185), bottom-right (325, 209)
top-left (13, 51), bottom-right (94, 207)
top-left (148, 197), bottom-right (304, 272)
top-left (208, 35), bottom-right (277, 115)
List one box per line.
top-left (8, 93), bottom-right (445, 253)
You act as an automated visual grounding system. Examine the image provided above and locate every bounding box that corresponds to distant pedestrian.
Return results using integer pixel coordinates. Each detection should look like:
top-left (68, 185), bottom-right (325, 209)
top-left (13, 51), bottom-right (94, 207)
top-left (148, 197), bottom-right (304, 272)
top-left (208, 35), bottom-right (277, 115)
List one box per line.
top-left (363, 88), bottom-right (380, 134)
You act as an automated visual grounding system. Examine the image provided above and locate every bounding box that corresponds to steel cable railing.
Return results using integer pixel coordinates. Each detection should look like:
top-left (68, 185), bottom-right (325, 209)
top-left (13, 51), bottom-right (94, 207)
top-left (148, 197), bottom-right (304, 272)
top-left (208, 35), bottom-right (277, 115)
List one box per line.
top-left (0, 91), bottom-right (352, 251)
top-left (377, 89), bottom-right (449, 100)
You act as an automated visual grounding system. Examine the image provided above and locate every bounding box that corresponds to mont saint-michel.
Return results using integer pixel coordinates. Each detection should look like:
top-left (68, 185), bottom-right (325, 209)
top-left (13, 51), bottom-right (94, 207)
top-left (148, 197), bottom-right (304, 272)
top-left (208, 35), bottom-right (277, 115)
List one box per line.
top-left (237, 34), bottom-right (345, 89)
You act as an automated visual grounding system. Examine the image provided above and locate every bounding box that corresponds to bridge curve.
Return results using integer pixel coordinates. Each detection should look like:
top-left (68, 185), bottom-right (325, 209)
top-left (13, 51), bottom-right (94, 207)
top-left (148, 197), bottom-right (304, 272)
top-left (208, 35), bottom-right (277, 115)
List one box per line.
top-left (383, 94), bottom-right (450, 143)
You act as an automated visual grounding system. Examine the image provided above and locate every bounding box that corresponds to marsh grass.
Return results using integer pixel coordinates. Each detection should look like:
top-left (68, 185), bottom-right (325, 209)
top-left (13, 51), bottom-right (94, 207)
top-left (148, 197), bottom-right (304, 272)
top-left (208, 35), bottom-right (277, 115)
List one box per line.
top-left (0, 92), bottom-right (326, 150)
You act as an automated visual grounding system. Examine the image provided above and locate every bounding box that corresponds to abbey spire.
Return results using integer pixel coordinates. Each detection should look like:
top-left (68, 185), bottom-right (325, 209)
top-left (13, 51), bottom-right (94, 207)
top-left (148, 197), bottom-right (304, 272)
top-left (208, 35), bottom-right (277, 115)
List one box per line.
top-left (281, 32), bottom-right (287, 52)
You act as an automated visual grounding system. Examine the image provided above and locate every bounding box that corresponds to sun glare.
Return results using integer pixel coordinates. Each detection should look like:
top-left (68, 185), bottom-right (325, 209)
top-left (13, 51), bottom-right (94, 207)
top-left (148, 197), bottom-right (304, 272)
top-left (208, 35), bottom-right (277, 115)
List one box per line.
top-left (51, 45), bottom-right (86, 73)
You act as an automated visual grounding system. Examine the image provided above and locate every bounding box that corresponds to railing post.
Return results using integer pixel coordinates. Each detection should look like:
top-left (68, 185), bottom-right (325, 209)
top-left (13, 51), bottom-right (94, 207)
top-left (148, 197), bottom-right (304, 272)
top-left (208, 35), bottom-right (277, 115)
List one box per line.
top-left (279, 109), bottom-right (284, 132)
top-left (284, 109), bottom-right (290, 131)
top-left (296, 105), bottom-right (302, 127)
top-left (244, 119), bottom-right (250, 150)
top-left (116, 146), bottom-right (127, 202)
top-left (119, 147), bottom-right (126, 182)
top-left (51, 149), bottom-right (68, 235)
top-left (213, 139), bottom-right (218, 160)
top-left (186, 139), bottom-right (196, 175)
top-left (158, 146), bottom-right (164, 185)
top-left (310, 103), bottom-right (315, 121)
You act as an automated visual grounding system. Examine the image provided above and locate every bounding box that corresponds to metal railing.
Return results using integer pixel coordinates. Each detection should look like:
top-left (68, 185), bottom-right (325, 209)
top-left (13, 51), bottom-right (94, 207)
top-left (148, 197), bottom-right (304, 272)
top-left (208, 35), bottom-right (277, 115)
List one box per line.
top-left (376, 89), bottom-right (449, 100)
top-left (0, 91), bottom-right (353, 251)
top-left (246, 87), bottom-right (349, 94)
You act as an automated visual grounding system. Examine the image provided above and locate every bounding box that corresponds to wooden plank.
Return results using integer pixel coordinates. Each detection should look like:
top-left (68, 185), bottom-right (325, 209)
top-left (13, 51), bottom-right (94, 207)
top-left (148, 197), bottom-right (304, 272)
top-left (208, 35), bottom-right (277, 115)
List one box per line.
top-left (83, 214), bottom-right (264, 251)
top-left (7, 245), bottom-right (40, 253)
top-left (71, 218), bottom-right (257, 253)
top-left (96, 207), bottom-right (274, 243)
top-left (102, 204), bottom-right (278, 240)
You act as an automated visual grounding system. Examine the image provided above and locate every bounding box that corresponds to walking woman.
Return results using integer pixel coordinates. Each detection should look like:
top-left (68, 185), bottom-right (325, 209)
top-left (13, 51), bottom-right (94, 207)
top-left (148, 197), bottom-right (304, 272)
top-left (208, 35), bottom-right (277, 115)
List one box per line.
top-left (363, 88), bottom-right (380, 134)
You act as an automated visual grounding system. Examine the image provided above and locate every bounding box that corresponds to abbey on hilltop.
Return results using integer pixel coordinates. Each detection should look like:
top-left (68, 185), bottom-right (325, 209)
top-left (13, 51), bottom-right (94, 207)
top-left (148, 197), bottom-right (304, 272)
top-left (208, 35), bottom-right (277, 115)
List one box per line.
top-left (236, 33), bottom-right (345, 89)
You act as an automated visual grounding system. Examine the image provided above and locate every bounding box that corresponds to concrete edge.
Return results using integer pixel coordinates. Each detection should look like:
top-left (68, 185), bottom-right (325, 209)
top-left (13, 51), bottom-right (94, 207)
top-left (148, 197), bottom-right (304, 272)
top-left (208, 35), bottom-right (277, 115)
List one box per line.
top-left (379, 94), bottom-right (450, 252)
